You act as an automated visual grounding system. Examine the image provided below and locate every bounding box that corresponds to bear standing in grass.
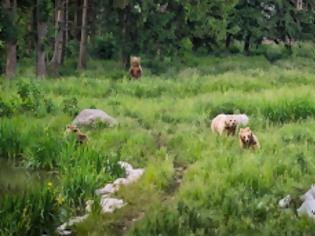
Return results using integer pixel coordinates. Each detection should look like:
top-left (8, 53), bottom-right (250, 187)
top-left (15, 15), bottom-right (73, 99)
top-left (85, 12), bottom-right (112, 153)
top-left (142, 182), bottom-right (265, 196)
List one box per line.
top-left (128, 56), bottom-right (142, 79)
top-left (65, 124), bottom-right (88, 144)
top-left (239, 127), bottom-right (260, 150)
top-left (211, 114), bottom-right (237, 136)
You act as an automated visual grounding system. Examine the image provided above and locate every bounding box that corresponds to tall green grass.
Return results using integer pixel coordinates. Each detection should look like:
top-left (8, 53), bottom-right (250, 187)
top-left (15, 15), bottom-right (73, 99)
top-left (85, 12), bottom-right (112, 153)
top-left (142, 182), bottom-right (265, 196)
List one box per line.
top-left (1, 48), bottom-right (315, 235)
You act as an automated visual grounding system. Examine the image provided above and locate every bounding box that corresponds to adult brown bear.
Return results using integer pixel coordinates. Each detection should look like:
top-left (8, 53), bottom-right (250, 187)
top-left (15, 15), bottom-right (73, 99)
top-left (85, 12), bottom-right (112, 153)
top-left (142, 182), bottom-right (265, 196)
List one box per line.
top-left (128, 56), bottom-right (142, 79)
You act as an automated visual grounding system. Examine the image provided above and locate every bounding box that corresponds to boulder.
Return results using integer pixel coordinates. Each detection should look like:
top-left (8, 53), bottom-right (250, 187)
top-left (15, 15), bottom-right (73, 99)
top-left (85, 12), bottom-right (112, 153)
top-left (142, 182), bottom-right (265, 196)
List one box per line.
top-left (297, 200), bottom-right (315, 218)
top-left (126, 168), bottom-right (144, 184)
top-left (72, 109), bottom-right (118, 127)
top-left (95, 183), bottom-right (119, 196)
top-left (100, 197), bottom-right (126, 213)
top-left (278, 195), bottom-right (291, 208)
top-left (56, 214), bottom-right (89, 235)
top-left (300, 185), bottom-right (315, 201)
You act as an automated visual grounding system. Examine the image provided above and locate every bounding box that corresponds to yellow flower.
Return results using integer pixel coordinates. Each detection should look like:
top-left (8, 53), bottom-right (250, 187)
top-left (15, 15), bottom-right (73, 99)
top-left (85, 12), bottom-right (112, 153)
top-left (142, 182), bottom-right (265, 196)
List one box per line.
top-left (47, 181), bottom-right (53, 188)
top-left (56, 195), bottom-right (65, 205)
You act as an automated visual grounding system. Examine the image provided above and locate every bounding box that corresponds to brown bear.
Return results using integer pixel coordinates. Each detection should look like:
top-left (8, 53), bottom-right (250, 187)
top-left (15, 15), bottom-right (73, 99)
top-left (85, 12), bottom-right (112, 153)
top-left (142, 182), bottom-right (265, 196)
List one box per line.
top-left (239, 127), bottom-right (260, 150)
top-left (211, 114), bottom-right (237, 136)
top-left (128, 56), bottom-right (142, 79)
top-left (65, 124), bottom-right (88, 144)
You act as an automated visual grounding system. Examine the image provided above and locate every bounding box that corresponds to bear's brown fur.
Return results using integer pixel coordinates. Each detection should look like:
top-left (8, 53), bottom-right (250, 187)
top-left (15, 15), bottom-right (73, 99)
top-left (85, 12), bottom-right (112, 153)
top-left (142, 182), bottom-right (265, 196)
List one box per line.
top-left (211, 114), bottom-right (237, 136)
top-left (66, 124), bottom-right (88, 144)
top-left (239, 127), bottom-right (260, 150)
top-left (128, 56), bottom-right (142, 79)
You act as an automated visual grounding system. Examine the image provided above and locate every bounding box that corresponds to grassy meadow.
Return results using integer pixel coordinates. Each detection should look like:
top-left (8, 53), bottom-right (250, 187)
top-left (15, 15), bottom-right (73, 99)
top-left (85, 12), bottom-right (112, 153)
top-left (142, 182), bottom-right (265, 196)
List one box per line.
top-left (2, 47), bottom-right (315, 235)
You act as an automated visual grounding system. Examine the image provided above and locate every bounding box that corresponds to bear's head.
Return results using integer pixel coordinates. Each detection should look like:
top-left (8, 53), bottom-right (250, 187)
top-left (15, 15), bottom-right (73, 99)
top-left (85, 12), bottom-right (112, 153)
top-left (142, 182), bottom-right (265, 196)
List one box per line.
top-left (224, 117), bottom-right (237, 129)
top-left (130, 56), bottom-right (141, 66)
top-left (65, 124), bottom-right (79, 134)
top-left (239, 127), bottom-right (253, 144)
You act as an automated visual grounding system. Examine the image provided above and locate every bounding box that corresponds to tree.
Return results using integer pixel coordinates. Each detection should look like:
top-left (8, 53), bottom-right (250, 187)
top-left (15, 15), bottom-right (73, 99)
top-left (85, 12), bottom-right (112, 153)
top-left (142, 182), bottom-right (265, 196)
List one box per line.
top-left (2, 0), bottom-right (17, 79)
top-left (181, 0), bottom-right (237, 51)
top-left (36, 0), bottom-right (50, 79)
top-left (227, 0), bottom-right (268, 54)
top-left (77, 0), bottom-right (87, 71)
top-left (49, 0), bottom-right (65, 76)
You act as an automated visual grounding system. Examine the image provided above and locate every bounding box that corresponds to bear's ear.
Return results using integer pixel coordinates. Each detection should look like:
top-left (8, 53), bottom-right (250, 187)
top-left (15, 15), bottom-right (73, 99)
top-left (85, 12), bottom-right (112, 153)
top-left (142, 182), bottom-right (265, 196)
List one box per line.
top-left (240, 128), bottom-right (244, 132)
top-left (245, 127), bottom-right (251, 131)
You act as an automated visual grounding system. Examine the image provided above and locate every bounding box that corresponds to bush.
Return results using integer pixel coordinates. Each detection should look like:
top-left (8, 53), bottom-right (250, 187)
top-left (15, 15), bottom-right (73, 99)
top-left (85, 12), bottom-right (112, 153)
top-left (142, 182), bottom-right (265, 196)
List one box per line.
top-left (44, 98), bottom-right (57, 114)
top-left (293, 42), bottom-right (315, 60)
top-left (90, 33), bottom-right (115, 59)
top-left (263, 45), bottom-right (289, 62)
top-left (17, 80), bottom-right (42, 112)
top-left (0, 97), bottom-right (15, 117)
top-left (62, 97), bottom-right (79, 117)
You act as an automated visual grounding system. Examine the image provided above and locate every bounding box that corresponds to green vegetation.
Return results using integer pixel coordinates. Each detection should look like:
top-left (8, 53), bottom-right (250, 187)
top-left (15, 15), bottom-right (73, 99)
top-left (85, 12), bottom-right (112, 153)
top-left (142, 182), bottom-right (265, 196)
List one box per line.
top-left (1, 47), bottom-right (315, 235)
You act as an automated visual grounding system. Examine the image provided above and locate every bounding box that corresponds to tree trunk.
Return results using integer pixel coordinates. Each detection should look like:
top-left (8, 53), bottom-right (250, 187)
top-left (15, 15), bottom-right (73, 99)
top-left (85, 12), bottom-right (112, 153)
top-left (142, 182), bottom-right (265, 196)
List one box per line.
top-left (36, 0), bottom-right (48, 79)
top-left (120, 6), bottom-right (131, 69)
top-left (225, 33), bottom-right (232, 49)
top-left (296, 0), bottom-right (303, 10)
top-left (49, 0), bottom-right (65, 77)
top-left (73, 0), bottom-right (82, 41)
top-left (77, 0), bottom-right (88, 71)
top-left (3, 0), bottom-right (17, 79)
top-left (244, 34), bottom-right (251, 55)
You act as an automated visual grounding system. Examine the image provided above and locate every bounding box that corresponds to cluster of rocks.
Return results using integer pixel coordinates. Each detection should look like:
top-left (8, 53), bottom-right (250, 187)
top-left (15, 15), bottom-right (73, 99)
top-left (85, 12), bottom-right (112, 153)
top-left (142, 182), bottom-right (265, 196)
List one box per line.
top-left (96, 161), bottom-right (144, 213)
top-left (56, 161), bottom-right (144, 235)
top-left (57, 110), bottom-right (145, 235)
top-left (278, 185), bottom-right (315, 218)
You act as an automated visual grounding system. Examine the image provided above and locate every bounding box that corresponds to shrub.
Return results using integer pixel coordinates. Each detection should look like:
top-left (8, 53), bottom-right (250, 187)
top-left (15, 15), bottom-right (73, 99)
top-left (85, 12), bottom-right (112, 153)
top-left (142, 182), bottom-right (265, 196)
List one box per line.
top-left (90, 33), bottom-right (115, 59)
top-left (44, 98), bottom-right (57, 114)
top-left (263, 45), bottom-right (289, 62)
top-left (0, 97), bottom-right (15, 117)
top-left (62, 97), bottom-right (79, 117)
top-left (17, 80), bottom-right (42, 112)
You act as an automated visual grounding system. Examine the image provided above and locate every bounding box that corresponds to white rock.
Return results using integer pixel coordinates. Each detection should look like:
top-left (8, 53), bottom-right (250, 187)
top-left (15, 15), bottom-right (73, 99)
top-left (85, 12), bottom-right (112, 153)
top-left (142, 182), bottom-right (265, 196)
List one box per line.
top-left (85, 200), bottom-right (94, 213)
top-left (118, 161), bottom-right (133, 172)
top-left (278, 195), bottom-right (291, 208)
top-left (95, 183), bottom-right (119, 196)
top-left (113, 178), bottom-right (128, 186)
top-left (100, 197), bottom-right (126, 213)
top-left (300, 185), bottom-right (315, 201)
top-left (56, 214), bottom-right (89, 235)
top-left (297, 199), bottom-right (315, 218)
top-left (126, 169), bottom-right (144, 184)
top-left (231, 114), bottom-right (249, 126)
top-left (72, 109), bottom-right (118, 127)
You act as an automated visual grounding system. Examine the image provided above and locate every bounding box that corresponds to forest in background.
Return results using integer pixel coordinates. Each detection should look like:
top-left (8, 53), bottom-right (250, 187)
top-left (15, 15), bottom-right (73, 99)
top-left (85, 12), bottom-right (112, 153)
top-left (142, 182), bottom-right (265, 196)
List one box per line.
top-left (0, 0), bottom-right (315, 79)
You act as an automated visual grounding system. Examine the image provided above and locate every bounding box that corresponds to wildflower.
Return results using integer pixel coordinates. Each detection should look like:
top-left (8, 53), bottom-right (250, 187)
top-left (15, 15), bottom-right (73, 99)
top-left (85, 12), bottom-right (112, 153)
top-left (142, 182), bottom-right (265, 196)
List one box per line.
top-left (47, 181), bottom-right (53, 189)
top-left (57, 195), bottom-right (65, 205)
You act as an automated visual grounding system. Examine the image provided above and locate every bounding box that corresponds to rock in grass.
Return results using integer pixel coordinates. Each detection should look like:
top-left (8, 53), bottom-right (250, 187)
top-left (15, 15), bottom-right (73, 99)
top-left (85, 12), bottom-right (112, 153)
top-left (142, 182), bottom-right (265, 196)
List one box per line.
top-left (95, 183), bottom-right (119, 196)
top-left (300, 185), bottom-right (315, 201)
top-left (126, 168), bottom-right (145, 184)
top-left (297, 199), bottom-right (315, 218)
top-left (56, 214), bottom-right (89, 235)
top-left (118, 161), bottom-right (133, 172)
top-left (232, 114), bottom-right (249, 126)
top-left (100, 197), bottom-right (126, 213)
top-left (278, 195), bottom-right (291, 208)
top-left (72, 109), bottom-right (118, 127)
top-left (118, 161), bottom-right (145, 184)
